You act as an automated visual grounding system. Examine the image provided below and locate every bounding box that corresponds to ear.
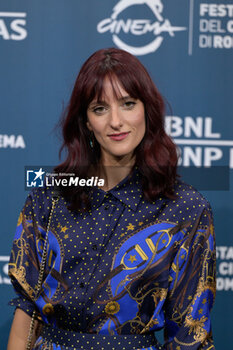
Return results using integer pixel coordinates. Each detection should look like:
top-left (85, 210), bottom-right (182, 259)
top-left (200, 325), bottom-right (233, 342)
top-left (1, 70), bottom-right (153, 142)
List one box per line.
top-left (86, 120), bottom-right (93, 131)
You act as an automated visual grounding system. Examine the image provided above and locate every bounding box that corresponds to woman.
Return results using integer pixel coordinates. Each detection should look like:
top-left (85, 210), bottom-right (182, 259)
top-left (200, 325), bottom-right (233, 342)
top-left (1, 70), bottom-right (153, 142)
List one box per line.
top-left (7, 48), bottom-right (216, 350)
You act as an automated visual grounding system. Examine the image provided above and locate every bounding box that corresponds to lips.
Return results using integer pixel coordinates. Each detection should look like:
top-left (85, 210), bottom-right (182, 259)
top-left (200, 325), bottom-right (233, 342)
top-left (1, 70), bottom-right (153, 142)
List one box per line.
top-left (108, 132), bottom-right (130, 141)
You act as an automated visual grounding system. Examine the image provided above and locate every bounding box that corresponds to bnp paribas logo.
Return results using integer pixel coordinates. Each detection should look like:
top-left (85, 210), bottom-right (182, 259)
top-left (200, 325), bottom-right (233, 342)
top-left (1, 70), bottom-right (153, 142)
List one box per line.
top-left (97, 0), bottom-right (186, 55)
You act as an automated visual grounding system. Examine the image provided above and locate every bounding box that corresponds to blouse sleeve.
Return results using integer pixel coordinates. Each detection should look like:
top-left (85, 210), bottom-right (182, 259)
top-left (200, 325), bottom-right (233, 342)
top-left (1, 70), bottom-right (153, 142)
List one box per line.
top-left (8, 190), bottom-right (48, 316)
top-left (163, 204), bottom-right (216, 350)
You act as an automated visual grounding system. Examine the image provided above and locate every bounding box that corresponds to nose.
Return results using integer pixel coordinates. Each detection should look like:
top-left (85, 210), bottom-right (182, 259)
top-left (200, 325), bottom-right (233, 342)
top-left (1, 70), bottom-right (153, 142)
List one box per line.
top-left (109, 106), bottom-right (123, 129)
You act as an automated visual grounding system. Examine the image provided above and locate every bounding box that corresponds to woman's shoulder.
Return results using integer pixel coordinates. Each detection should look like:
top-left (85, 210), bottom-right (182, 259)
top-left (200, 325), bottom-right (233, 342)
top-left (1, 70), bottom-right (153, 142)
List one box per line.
top-left (162, 179), bottom-right (214, 232)
top-left (24, 186), bottom-right (60, 213)
top-left (27, 185), bottom-right (57, 200)
top-left (171, 178), bottom-right (212, 213)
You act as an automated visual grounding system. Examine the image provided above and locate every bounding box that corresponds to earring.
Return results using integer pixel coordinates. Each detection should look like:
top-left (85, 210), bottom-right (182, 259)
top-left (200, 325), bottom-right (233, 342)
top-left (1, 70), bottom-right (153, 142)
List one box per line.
top-left (89, 133), bottom-right (94, 148)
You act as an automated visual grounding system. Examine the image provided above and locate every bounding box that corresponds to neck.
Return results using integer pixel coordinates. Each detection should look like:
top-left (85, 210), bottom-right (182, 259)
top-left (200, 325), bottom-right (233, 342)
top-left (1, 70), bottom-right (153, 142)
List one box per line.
top-left (97, 153), bottom-right (135, 191)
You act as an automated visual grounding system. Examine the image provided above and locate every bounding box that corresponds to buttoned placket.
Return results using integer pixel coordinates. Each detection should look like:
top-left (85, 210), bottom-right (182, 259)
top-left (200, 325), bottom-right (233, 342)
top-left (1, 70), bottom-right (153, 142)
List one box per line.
top-left (80, 193), bottom-right (124, 286)
top-left (78, 192), bottom-right (125, 329)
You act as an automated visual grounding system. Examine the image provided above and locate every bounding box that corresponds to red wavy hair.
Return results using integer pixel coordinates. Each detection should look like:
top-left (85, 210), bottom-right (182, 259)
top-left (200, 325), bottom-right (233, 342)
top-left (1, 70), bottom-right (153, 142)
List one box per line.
top-left (55, 48), bottom-right (178, 209)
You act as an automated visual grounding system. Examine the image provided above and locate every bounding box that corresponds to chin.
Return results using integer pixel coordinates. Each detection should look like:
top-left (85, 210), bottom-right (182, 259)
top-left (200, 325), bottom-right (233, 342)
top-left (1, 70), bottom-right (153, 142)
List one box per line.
top-left (110, 151), bottom-right (135, 159)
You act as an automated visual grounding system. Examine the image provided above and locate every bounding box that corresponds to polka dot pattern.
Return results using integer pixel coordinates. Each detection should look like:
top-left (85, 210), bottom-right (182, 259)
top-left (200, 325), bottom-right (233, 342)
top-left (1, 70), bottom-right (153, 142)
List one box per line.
top-left (8, 169), bottom-right (215, 349)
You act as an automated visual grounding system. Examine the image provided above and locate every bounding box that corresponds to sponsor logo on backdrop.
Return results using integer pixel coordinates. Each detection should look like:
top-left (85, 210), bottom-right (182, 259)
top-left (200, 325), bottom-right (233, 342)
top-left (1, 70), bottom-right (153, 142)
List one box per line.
top-left (0, 134), bottom-right (25, 148)
top-left (165, 116), bottom-right (233, 169)
top-left (199, 3), bottom-right (233, 49)
top-left (0, 11), bottom-right (27, 41)
top-left (97, 0), bottom-right (186, 55)
top-left (217, 246), bottom-right (233, 291)
top-left (0, 256), bottom-right (10, 284)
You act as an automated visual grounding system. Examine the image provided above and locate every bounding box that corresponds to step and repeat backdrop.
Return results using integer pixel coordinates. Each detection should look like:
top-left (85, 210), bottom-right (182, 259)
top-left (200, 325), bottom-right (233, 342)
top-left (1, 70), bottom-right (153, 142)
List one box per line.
top-left (0, 0), bottom-right (232, 348)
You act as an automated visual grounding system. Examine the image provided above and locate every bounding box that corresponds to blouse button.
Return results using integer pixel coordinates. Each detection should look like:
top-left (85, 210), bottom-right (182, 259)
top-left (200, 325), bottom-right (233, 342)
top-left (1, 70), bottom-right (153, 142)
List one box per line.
top-left (104, 205), bottom-right (109, 210)
top-left (80, 282), bottom-right (85, 288)
top-left (42, 303), bottom-right (54, 316)
top-left (92, 244), bottom-right (97, 251)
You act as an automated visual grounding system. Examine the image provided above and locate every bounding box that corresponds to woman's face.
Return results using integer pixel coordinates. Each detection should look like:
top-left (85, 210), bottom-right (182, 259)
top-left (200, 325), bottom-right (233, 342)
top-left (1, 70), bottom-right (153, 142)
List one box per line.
top-left (86, 77), bottom-right (146, 165)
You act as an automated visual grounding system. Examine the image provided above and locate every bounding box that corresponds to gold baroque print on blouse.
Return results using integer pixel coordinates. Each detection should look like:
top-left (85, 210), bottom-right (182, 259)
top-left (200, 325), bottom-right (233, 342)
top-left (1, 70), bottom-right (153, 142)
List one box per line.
top-left (8, 265), bottom-right (36, 299)
top-left (105, 301), bottom-right (120, 315)
top-left (184, 314), bottom-right (208, 343)
top-left (152, 288), bottom-right (167, 304)
top-left (8, 177), bottom-right (216, 349)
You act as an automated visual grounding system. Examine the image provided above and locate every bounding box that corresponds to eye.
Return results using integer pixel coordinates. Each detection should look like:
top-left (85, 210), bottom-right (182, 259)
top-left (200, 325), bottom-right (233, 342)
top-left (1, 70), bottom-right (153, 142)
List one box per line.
top-left (92, 105), bottom-right (107, 115)
top-left (123, 100), bottom-right (136, 109)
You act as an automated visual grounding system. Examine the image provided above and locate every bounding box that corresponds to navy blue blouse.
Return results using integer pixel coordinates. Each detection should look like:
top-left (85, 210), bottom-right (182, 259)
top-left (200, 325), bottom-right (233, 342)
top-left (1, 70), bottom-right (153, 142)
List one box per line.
top-left (8, 170), bottom-right (216, 349)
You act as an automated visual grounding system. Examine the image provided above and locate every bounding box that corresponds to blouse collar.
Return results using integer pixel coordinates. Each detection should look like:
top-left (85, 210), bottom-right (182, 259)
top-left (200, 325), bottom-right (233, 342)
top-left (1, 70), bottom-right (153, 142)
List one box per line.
top-left (90, 168), bottom-right (143, 212)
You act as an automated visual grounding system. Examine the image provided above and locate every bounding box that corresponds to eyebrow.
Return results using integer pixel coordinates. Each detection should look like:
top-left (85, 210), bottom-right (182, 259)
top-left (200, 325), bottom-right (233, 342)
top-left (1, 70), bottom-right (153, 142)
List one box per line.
top-left (88, 95), bottom-right (134, 107)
